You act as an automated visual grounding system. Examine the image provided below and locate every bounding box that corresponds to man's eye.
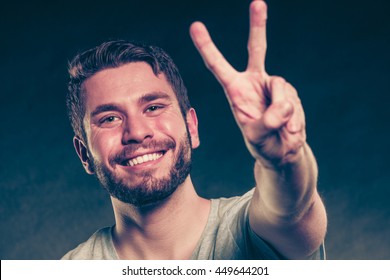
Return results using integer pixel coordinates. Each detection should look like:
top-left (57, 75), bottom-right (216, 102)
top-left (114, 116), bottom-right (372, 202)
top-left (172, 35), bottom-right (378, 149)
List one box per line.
top-left (146, 105), bottom-right (162, 112)
top-left (101, 116), bottom-right (119, 123)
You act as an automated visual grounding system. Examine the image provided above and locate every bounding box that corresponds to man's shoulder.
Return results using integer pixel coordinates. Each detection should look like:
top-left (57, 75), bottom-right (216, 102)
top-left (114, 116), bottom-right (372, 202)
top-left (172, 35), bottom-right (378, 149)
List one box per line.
top-left (213, 188), bottom-right (255, 217)
top-left (61, 227), bottom-right (117, 260)
top-left (199, 189), bottom-right (325, 260)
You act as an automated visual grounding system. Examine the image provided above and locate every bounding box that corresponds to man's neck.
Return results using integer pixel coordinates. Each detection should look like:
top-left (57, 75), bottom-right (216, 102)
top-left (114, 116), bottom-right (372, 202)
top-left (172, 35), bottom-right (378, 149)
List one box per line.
top-left (111, 177), bottom-right (210, 259)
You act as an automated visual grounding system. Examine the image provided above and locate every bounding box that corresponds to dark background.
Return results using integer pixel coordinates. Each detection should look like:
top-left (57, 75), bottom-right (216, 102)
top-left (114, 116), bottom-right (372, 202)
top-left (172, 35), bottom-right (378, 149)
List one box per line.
top-left (1, 0), bottom-right (389, 259)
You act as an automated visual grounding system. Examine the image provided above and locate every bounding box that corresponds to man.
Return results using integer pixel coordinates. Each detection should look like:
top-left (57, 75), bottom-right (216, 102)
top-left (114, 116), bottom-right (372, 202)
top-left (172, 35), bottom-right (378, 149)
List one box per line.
top-left (62, 0), bottom-right (327, 260)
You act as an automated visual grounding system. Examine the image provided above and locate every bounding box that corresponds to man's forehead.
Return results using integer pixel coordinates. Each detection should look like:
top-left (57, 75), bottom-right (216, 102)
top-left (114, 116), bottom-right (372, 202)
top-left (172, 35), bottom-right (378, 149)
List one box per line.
top-left (80, 62), bottom-right (181, 118)
top-left (84, 62), bottom-right (167, 87)
top-left (82, 62), bottom-right (176, 101)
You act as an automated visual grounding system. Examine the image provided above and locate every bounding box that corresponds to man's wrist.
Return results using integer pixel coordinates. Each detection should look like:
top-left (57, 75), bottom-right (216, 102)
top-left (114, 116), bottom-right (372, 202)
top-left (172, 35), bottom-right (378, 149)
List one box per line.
top-left (254, 143), bottom-right (307, 171)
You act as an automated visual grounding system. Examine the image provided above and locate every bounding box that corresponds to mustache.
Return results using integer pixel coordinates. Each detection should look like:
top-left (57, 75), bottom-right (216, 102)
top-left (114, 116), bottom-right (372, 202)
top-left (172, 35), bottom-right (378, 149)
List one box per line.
top-left (111, 139), bottom-right (176, 164)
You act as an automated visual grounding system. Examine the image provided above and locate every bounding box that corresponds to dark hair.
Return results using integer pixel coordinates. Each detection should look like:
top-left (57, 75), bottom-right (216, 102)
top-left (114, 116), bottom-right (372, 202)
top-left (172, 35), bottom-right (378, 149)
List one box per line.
top-left (66, 40), bottom-right (191, 142)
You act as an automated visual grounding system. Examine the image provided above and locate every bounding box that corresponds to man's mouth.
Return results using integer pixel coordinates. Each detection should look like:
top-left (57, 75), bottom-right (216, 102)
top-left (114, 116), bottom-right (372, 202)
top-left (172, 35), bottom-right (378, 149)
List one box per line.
top-left (122, 151), bottom-right (165, 167)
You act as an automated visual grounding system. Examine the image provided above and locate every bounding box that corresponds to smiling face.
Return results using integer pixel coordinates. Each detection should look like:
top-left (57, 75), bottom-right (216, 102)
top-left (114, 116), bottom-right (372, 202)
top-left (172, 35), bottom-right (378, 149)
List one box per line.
top-left (73, 62), bottom-right (200, 206)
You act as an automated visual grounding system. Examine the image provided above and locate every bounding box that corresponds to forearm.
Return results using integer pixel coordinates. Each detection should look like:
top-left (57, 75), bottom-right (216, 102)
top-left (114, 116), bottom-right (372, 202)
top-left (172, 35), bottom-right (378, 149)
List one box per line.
top-left (249, 143), bottom-right (327, 258)
top-left (254, 143), bottom-right (318, 220)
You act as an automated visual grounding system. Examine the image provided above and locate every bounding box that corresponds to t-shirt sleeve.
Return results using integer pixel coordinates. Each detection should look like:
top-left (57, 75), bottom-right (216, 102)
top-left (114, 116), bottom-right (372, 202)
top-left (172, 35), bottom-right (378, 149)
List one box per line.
top-left (61, 227), bottom-right (118, 260)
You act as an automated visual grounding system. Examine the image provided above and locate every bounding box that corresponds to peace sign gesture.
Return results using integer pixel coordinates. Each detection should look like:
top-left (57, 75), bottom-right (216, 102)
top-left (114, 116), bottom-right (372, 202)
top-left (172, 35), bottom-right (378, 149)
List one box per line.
top-left (190, 0), bottom-right (306, 167)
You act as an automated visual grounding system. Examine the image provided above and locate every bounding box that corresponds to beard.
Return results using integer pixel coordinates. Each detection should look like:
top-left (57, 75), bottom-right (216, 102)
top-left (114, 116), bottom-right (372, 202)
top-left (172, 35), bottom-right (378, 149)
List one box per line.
top-left (89, 133), bottom-right (193, 207)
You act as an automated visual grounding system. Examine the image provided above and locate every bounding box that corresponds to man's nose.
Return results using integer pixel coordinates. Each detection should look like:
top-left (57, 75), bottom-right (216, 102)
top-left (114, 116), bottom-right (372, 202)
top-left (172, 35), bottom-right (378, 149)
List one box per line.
top-left (121, 116), bottom-right (154, 144)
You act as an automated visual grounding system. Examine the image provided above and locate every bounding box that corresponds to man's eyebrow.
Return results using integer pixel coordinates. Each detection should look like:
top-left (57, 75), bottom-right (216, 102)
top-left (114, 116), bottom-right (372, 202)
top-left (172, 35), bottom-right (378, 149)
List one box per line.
top-left (138, 92), bottom-right (172, 105)
top-left (89, 92), bottom-right (172, 117)
top-left (90, 104), bottom-right (122, 118)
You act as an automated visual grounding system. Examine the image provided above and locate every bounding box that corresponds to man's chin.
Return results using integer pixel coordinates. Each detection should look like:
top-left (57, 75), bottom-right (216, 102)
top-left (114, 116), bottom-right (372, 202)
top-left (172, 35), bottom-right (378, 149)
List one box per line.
top-left (103, 178), bottom-right (180, 207)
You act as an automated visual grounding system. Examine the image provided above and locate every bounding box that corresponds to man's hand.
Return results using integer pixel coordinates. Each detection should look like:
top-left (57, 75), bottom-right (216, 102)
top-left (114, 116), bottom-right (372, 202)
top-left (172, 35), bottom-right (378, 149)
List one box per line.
top-left (190, 0), bottom-right (327, 259)
top-left (190, 0), bottom-right (305, 167)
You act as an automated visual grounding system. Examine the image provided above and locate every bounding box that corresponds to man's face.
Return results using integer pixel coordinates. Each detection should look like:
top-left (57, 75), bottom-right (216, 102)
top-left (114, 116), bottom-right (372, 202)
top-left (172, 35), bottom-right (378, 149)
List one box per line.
top-left (75, 62), bottom-right (199, 206)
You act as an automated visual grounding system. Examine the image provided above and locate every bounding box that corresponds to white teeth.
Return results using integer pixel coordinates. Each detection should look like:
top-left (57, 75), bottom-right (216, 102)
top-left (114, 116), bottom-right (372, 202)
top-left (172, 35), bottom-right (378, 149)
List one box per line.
top-left (127, 152), bottom-right (163, 166)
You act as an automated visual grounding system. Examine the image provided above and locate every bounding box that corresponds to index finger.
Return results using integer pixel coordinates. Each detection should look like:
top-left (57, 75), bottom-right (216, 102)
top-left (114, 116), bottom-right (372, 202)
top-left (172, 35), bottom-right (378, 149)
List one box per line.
top-left (247, 0), bottom-right (268, 73)
top-left (190, 21), bottom-right (237, 87)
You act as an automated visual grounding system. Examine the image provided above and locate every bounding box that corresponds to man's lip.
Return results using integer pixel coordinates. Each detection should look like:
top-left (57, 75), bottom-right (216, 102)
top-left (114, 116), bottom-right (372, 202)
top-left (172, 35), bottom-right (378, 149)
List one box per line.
top-left (119, 150), bottom-right (167, 166)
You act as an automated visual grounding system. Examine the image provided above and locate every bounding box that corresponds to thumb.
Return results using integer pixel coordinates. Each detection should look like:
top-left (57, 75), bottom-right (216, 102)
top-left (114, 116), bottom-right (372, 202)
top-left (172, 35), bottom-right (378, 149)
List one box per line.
top-left (263, 101), bottom-right (294, 130)
top-left (244, 101), bottom-right (293, 143)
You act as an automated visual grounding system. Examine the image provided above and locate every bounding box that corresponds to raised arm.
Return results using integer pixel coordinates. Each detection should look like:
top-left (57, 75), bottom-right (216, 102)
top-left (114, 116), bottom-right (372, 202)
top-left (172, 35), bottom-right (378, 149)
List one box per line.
top-left (190, 0), bottom-right (327, 259)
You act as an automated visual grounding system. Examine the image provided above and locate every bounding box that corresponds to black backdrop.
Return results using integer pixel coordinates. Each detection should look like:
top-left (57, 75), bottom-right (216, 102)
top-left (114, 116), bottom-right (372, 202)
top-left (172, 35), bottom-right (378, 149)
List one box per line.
top-left (1, 0), bottom-right (389, 259)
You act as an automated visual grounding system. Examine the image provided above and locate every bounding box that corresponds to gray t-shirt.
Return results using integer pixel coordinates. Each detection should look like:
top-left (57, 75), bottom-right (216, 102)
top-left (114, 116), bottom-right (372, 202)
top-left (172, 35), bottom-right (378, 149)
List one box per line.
top-left (62, 189), bottom-right (325, 260)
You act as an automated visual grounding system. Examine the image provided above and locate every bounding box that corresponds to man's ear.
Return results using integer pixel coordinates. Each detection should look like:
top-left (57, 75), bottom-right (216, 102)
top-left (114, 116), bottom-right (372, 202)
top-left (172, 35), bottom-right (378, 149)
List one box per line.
top-left (186, 108), bottom-right (200, 149)
top-left (73, 136), bottom-right (94, 174)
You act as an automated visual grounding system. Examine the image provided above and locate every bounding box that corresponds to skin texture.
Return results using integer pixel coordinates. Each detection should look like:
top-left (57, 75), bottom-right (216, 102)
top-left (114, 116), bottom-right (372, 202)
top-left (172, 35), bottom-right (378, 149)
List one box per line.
top-left (73, 0), bottom-right (327, 259)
